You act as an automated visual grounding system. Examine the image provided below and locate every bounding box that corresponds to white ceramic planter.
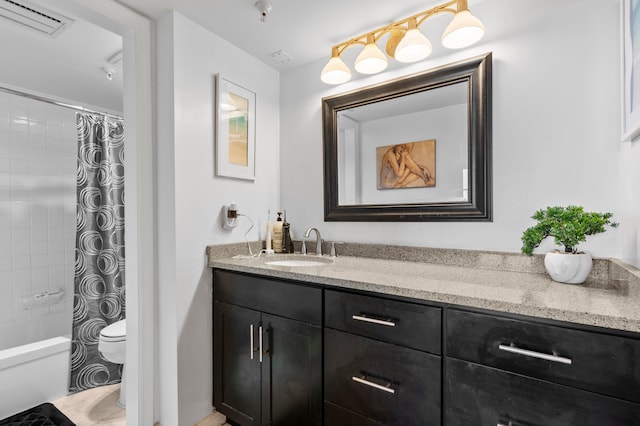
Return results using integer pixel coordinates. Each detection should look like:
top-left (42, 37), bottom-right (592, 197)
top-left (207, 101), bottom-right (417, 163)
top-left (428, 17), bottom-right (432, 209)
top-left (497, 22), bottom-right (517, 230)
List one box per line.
top-left (543, 251), bottom-right (593, 284)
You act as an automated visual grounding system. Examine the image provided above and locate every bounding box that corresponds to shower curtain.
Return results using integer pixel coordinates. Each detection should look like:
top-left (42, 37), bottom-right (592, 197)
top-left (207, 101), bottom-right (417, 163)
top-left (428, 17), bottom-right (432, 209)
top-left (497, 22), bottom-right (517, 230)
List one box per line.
top-left (70, 112), bottom-right (125, 392)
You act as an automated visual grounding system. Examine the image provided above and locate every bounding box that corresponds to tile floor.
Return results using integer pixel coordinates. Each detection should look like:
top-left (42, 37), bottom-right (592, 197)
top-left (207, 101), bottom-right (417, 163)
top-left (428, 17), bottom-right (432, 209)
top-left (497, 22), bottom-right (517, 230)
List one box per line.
top-left (52, 384), bottom-right (231, 426)
top-left (53, 384), bottom-right (125, 426)
top-left (196, 411), bottom-right (229, 426)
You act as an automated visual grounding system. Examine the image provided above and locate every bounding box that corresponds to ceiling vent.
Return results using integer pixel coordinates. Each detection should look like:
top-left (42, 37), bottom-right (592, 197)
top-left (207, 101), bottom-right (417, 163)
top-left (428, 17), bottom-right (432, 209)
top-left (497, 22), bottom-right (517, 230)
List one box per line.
top-left (0, 0), bottom-right (74, 38)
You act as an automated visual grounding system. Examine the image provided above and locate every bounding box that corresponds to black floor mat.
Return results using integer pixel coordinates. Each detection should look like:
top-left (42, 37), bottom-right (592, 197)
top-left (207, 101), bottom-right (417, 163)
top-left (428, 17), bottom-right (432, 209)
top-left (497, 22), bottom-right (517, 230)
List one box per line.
top-left (0, 403), bottom-right (75, 426)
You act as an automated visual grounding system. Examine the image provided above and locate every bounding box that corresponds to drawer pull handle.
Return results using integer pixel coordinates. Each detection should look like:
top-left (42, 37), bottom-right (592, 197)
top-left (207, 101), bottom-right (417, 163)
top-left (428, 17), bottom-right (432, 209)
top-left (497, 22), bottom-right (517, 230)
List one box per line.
top-left (352, 375), bottom-right (396, 394)
top-left (498, 343), bottom-right (572, 365)
top-left (250, 324), bottom-right (254, 360)
top-left (259, 325), bottom-right (264, 363)
top-left (352, 314), bottom-right (396, 327)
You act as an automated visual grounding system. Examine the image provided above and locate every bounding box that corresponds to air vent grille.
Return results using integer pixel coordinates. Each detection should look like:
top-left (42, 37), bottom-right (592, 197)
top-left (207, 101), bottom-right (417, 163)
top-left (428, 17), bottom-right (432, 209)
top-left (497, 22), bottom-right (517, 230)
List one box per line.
top-left (0, 0), bottom-right (74, 37)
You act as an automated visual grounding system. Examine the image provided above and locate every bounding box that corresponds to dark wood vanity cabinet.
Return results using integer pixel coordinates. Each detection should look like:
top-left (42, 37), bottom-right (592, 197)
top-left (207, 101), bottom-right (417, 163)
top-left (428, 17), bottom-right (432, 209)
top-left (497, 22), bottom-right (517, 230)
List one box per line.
top-left (445, 309), bottom-right (640, 425)
top-left (213, 270), bottom-right (323, 426)
top-left (213, 268), bottom-right (640, 426)
top-left (324, 290), bottom-right (442, 426)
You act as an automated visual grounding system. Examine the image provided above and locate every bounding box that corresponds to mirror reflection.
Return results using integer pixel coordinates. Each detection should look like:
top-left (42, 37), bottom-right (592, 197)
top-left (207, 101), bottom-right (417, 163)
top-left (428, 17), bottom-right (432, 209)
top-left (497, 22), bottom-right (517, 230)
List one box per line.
top-left (337, 82), bottom-right (468, 206)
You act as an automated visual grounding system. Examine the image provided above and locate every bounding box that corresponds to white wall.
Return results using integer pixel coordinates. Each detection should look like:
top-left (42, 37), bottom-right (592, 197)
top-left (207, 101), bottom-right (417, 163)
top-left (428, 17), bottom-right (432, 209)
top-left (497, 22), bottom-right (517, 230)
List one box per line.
top-left (156, 11), bottom-right (280, 425)
top-left (280, 0), bottom-right (622, 257)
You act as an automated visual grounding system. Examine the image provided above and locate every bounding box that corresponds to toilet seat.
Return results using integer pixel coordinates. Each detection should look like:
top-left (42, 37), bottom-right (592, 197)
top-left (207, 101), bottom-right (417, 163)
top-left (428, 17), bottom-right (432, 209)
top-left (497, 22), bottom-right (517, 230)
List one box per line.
top-left (100, 320), bottom-right (127, 341)
top-left (98, 319), bottom-right (126, 365)
top-left (100, 319), bottom-right (126, 341)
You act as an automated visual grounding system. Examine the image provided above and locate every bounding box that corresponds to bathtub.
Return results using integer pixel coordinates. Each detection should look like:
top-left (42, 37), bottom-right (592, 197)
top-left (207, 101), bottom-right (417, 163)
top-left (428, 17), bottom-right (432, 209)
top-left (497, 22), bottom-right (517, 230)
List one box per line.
top-left (0, 336), bottom-right (71, 419)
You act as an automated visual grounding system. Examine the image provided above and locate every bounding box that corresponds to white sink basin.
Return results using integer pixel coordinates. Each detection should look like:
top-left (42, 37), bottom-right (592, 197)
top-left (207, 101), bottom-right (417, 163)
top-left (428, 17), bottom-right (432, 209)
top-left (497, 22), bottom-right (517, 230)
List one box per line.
top-left (264, 256), bottom-right (333, 267)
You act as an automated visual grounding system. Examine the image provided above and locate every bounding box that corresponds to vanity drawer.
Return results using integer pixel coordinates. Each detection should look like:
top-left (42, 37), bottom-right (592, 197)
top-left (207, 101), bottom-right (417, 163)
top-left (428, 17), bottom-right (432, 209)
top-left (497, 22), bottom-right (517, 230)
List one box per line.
top-left (325, 290), bottom-right (441, 353)
top-left (213, 269), bottom-right (322, 325)
top-left (445, 357), bottom-right (640, 426)
top-left (325, 328), bottom-right (441, 426)
top-left (324, 401), bottom-right (384, 426)
top-left (446, 309), bottom-right (640, 403)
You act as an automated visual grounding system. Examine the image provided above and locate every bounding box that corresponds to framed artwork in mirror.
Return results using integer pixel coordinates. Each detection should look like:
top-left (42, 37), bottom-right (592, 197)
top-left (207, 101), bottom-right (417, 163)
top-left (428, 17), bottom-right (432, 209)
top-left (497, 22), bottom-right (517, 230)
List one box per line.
top-left (215, 75), bottom-right (256, 180)
top-left (376, 140), bottom-right (436, 190)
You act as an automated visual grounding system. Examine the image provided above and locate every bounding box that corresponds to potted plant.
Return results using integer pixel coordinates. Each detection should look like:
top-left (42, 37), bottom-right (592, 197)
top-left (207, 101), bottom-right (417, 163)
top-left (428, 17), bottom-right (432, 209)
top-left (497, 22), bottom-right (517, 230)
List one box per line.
top-left (521, 206), bottom-right (618, 284)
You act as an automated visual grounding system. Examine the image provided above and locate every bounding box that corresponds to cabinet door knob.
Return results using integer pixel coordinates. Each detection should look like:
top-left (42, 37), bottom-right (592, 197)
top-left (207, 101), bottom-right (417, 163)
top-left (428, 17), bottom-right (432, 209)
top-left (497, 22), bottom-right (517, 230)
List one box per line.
top-left (351, 375), bottom-right (396, 394)
top-left (498, 343), bottom-right (572, 365)
top-left (352, 314), bottom-right (396, 327)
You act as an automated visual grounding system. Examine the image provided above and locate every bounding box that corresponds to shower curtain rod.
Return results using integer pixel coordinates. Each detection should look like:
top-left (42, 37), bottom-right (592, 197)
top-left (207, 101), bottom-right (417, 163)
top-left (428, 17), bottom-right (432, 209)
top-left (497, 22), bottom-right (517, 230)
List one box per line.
top-left (0, 85), bottom-right (123, 120)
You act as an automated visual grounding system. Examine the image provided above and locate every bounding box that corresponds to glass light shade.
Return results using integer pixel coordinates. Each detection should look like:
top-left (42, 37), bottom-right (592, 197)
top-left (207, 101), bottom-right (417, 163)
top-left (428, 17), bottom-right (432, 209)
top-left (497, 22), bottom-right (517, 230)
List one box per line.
top-left (354, 42), bottom-right (388, 74)
top-left (441, 10), bottom-right (485, 49)
top-left (395, 28), bottom-right (432, 63)
top-left (321, 56), bottom-right (352, 84)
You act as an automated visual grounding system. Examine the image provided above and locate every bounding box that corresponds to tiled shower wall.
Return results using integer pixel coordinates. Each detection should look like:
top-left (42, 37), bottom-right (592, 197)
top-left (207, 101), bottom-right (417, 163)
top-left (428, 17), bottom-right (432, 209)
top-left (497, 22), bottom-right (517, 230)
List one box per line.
top-left (0, 89), bottom-right (77, 350)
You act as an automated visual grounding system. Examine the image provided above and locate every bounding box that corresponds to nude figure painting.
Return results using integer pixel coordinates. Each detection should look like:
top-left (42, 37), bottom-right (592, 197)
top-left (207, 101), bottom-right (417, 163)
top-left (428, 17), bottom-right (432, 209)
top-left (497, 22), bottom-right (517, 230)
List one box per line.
top-left (376, 139), bottom-right (435, 190)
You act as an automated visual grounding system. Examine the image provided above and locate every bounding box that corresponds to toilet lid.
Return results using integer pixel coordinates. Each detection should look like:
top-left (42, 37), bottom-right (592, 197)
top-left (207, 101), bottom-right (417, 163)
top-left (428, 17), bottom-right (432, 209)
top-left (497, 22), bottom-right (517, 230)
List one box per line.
top-left (100, 319), bottom-right (126, 341)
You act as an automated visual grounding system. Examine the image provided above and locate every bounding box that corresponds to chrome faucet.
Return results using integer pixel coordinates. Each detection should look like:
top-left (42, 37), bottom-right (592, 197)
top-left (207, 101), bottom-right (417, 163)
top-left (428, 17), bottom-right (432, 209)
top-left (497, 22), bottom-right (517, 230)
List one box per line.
top-left (303, 227), bottom-right (323, 256)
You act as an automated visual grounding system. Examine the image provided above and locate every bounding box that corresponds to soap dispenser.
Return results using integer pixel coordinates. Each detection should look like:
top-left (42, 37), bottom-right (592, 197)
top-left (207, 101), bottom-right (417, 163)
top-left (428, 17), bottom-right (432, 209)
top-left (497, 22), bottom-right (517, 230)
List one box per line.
top-left (272, 212), bottom-right (284, 253)
top-left (282, 210), bottom-right (294, 254)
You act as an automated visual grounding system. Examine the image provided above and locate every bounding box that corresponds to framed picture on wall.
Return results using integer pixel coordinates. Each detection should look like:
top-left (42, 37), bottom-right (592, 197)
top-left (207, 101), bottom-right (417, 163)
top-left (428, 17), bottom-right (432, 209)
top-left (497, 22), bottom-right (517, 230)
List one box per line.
top-left (215, 75), bottom-right (256, 180)
top-left (622, 0), bottom-right (640, 142)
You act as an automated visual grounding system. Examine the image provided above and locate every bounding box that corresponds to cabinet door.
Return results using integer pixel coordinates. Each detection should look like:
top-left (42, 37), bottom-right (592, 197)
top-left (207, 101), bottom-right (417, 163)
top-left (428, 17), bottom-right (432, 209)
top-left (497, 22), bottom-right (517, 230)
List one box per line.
top-left (214, 302), bottom-right (262, 426)
top-left (261, 313), bottom-right (322, 426)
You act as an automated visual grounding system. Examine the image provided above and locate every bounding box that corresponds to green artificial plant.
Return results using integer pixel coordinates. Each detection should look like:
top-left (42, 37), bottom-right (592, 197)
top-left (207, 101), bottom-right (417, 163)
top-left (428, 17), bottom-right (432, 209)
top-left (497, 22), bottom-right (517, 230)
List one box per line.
top-left (521, 205), bottom-right (618, 256)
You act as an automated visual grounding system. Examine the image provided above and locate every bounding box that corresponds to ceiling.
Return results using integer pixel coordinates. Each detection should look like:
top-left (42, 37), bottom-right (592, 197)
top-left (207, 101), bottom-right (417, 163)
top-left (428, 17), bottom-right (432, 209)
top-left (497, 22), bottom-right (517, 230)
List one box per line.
top-left (0, 0), bottom-right (576, 113)
top-left (0, 1), bottom-right (123, 112)
top-left (116, 0), bottom-right (470, 72)
top-left (114, 0), bottom-right (577, 73)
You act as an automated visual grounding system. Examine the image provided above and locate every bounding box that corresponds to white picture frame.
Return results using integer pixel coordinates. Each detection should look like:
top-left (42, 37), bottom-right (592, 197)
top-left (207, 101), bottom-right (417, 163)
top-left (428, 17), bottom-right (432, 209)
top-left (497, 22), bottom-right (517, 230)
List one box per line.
top-left (215, 75), bottom-right (256, 179)
top-left (622, 0), bottom-right (640, 142)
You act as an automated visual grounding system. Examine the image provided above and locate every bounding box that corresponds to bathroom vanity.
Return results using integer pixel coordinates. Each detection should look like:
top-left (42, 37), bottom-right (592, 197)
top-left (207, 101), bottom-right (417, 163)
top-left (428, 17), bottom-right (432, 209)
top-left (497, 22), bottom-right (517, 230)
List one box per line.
top-left (209, 246), bottom-right (640, 426)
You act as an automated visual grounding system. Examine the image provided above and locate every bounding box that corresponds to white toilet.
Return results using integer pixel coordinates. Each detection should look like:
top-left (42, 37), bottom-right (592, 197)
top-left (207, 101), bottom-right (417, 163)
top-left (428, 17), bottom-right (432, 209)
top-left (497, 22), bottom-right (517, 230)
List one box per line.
top-left (98, 319), bottom-right (126, 407)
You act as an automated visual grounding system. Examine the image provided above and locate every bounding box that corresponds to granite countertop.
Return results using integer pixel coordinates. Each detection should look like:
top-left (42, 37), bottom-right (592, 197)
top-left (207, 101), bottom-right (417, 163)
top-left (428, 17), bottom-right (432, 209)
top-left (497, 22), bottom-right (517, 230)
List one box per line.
top-left (207, 243), bottom-right (640, 333)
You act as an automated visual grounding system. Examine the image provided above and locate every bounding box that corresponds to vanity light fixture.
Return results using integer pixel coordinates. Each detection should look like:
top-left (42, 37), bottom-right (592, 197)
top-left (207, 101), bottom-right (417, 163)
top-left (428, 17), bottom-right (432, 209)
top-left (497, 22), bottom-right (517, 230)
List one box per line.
top-left (354, 35), bottom-right (388, 74)
top-left (320, 0), bottom-right (485, 84)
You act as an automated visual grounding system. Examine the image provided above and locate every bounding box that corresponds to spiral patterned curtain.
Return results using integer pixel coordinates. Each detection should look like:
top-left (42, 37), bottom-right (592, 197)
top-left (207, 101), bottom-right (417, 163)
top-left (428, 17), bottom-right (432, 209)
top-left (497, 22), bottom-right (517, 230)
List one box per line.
top-left (70, 113), bottom-right (125, 393)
